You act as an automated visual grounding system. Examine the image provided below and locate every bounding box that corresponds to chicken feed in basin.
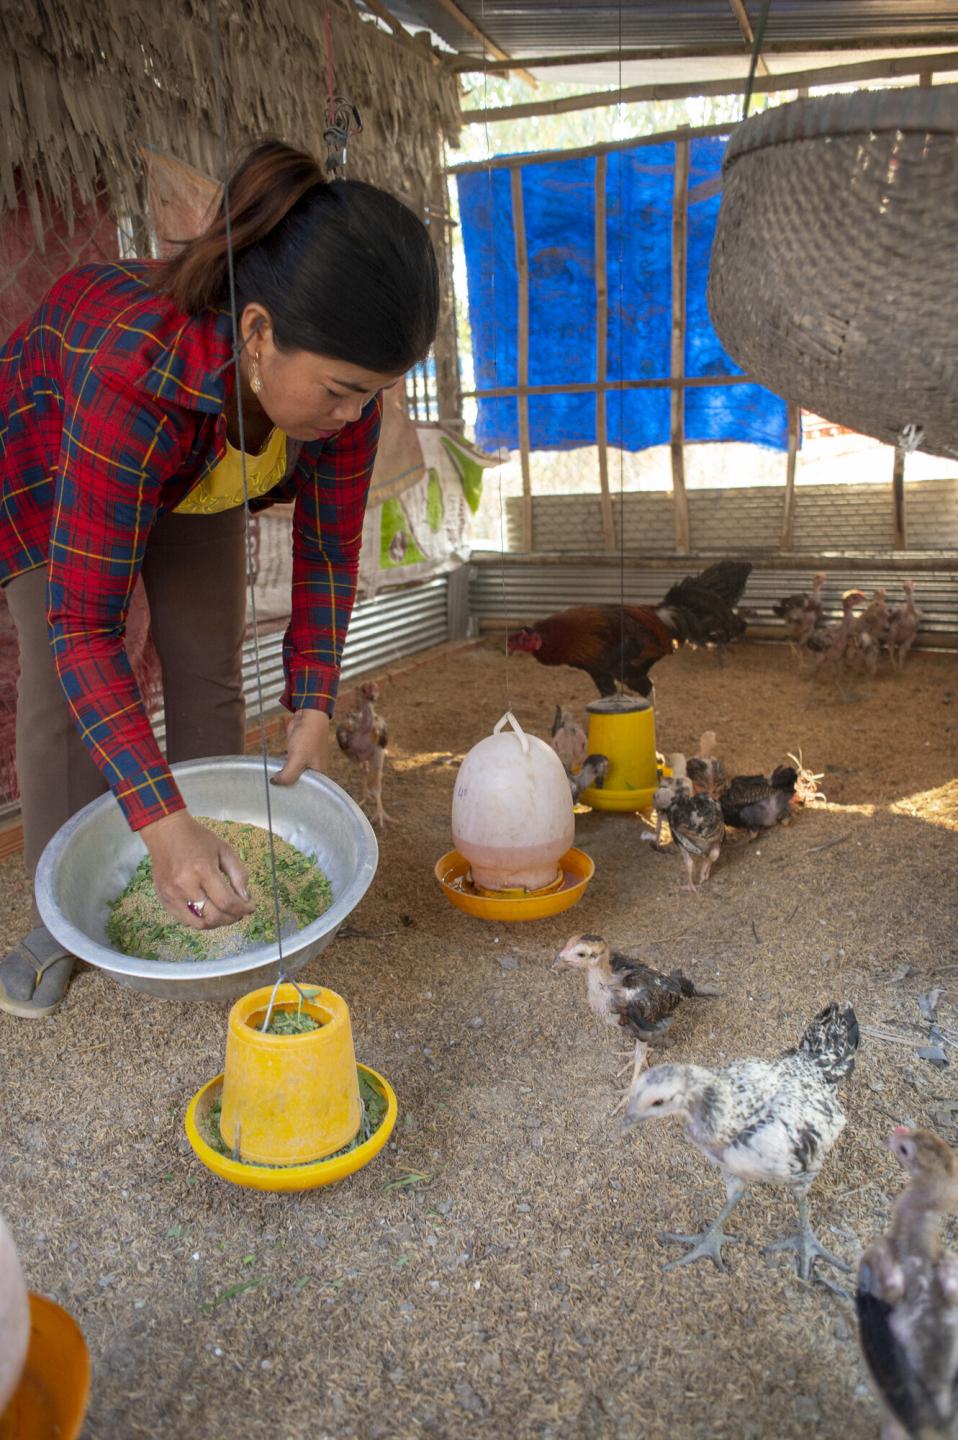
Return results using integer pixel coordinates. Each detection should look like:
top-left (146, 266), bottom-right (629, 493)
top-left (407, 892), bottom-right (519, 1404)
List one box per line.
top-left (438, 711), bottom-right (594, 920)
top-left (35, 757), bottom-right (378, 1000)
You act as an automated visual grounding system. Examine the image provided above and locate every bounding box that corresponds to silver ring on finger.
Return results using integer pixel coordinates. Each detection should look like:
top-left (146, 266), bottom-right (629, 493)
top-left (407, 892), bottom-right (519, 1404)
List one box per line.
top-left (187, 898), bottom-right (206, 919)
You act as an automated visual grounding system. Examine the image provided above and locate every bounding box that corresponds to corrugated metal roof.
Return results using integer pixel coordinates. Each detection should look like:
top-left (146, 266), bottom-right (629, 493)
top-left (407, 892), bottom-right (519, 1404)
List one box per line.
top-left (386, 0), bottom-right (958, 64)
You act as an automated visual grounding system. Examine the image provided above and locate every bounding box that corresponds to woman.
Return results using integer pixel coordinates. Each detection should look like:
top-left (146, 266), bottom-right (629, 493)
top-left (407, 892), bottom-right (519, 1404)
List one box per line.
top-left (0, 140), bottom-right (439, 1017)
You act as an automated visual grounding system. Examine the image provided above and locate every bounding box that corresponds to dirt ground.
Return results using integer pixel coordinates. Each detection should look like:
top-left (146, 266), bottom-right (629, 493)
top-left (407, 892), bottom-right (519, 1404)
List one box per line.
top-left (2, 637), bottom-right (958, 1440)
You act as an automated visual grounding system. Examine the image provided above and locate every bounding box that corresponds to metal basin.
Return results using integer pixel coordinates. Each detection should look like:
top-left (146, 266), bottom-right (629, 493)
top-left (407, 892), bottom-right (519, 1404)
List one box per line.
top-left (35, 757), bottom-right (379, 1000)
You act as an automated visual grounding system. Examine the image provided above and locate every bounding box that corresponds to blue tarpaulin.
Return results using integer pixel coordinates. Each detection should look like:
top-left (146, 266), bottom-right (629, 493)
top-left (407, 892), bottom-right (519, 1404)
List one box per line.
top-left (457, 136), bottom-right (788, 454)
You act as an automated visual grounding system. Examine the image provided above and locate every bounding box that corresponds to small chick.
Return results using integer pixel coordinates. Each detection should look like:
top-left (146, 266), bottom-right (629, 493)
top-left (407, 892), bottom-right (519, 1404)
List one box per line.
top-left (856, 1128), bottom-right (958, 1440)
top-left (550, 706), bottom-right (588, 774)
top-left (554, 933), bottom-right (715, 1082)
top-left (721, 765), bottom-right (798, 839)
top-left (569, 753), bottom-right (609, 803)
top-left (887, 580), bottom-right (924, 670)
top-left (686, 730), bottom-right (726, 799)
top-left (664, 792), bottom-right (726, 892)
top-left (649, 753), bottom-right (691, 848)
top-left (335, 680), bottom-right (390, 826)
top-left (623, 1001), bottom-right (860, 1278)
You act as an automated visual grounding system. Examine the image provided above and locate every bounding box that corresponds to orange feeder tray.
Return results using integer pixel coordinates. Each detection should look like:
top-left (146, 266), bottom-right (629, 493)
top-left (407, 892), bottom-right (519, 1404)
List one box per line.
top-left (0, 1294), bottom-right (90, 1440)
top-left (435, 846), bottom-right (594, 921)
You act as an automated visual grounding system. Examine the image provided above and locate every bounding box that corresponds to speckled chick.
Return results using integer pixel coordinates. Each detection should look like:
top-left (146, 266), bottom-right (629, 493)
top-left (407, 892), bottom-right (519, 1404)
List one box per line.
top-left (623, 1001), bottom-right (860, 1279)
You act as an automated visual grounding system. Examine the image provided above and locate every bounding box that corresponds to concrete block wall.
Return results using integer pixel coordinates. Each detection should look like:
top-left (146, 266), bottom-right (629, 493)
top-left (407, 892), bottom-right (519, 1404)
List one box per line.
top-left (507, 478), bottom-right (958, 553)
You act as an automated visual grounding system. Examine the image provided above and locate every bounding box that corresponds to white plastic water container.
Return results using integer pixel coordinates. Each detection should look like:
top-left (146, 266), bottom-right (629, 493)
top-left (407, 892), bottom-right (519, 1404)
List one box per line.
top-left (0, 1211), bottom-right (29, 1413)
top-left (452, 712), bottom-right (574, 891)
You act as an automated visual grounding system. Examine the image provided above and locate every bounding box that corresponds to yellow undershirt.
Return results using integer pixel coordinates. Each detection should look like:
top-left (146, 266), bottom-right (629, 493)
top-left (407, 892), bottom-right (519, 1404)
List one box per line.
top-left (175, 427), bottom-right (287, 515)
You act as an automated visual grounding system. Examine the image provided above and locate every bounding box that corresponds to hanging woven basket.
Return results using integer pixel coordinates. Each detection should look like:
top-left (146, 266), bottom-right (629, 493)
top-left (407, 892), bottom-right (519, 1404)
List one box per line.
top-left (708, 84), bottom-right (958, 458)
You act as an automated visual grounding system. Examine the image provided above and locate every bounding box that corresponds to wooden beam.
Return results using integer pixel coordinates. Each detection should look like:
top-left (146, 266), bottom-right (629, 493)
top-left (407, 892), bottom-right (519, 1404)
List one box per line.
top-left (892, 447), bottom-right (907, 549)
top-left (358, 0), bottom-right (440, 63)
top-left (510, 167), bottom-right (533, 551)
top-left (670, 136), bottom-right (690, 556)
top-left (431, 0), bottom-right (537, 87)
top-left (780, 401), bottom-right (800, 550)
top-left (446, 35), bottom-right (958, 71)
top-left (449, 120), bottom-right (736, 173)
top-left (461, 373), bottom-right (758, 398)
top-left (593, 155), bottom-right (616, 553)
top-left (727, 0), bottom-right (770, 76)
top-left (462, 49), bottom-right (958, 123)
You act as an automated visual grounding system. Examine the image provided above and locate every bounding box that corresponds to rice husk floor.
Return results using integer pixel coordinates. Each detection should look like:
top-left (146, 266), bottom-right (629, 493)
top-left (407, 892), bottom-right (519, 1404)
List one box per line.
top-left (2, 637), bottom-right (957, 1440)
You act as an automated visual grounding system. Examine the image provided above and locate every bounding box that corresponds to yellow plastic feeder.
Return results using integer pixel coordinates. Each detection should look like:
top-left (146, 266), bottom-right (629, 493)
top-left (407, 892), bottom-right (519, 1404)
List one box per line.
top-left (219, 984), bottom-right (362, 1166)
top-left (0, 1294), bottom-right (90, 1440)
top-left (580, 695), bottom-right (659, 812)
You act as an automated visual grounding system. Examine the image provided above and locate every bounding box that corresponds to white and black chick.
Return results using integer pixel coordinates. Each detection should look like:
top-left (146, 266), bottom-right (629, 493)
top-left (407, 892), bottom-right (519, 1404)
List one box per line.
top-left (622, 1001), bottom-right (860, 1279)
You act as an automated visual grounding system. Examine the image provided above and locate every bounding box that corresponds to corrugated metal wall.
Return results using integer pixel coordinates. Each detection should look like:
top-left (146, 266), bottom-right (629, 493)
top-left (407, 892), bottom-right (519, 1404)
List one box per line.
top-left (469, 557), bottom-right (958, 644)
top-left (152, 576), bottom-right (451, 750)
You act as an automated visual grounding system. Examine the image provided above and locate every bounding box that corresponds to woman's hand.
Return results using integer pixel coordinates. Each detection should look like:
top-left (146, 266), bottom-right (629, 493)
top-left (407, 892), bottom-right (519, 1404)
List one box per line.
top-left (271, 708), bottom-right (330, 787)
top-left (141, 811), bottom-right (256, 930)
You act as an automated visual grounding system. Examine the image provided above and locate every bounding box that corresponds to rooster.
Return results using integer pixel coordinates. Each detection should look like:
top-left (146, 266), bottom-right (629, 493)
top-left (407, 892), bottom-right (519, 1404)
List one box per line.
top-left (507, 561), bottom-right (752, 697)
top-left (623, 1002), bottom-right (860, 1278)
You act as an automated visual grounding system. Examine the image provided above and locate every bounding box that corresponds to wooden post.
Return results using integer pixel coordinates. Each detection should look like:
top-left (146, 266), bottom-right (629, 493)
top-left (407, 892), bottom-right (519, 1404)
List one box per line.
top-left (893, 446), bottom-right (907, 549)
top-left (429, 169), bottom-right (462, 429)
top-left (780, 401), bottom-right (800, 550)
top-left (594, 155), bottom-right (616, 552)
top-left (670, 136), bottom-right (691, 555)
top-left (510, 167), bottom-right (533, 552)
top-left (920, 70), bottom-right (933, 87)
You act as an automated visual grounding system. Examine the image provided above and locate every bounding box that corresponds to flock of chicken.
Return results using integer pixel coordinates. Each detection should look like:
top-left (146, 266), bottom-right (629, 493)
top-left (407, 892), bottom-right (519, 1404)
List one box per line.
top-left (774, 572), bottom-right (924, 677)
top-left (551, 714), bottom-right (819, 893)
top-left (330, 562), bottom-right (954, 1436)
top-left (551, 932), bottom-right (957, 1435)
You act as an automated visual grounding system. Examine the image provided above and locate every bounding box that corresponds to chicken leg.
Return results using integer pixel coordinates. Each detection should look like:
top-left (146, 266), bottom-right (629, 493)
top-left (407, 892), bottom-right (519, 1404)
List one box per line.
top-left (359, 750), bottom-right (392, 827)
top-left (763, 1186), bottom-right (849, 1281)
top-left (610, 1041), bottom-right (649, 1116)
top-left (660, 1178), bottom-right (747, 1272)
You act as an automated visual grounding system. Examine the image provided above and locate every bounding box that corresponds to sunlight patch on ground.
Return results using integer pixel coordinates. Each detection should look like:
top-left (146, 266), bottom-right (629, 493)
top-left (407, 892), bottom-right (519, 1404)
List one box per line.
top-left (890, 779), bottom-right (958, 829)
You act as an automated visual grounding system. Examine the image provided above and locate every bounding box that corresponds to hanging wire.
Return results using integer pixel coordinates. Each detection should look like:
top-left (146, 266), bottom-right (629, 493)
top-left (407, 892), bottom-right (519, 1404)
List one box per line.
top-left (206, 0), bottom-right (286, 1001)
top-left (742, 0), bottom-right (773, 121)
top-left (617, 0), bottom-right (626, 687)
top-left (479, 0), bottom-right (511, 713)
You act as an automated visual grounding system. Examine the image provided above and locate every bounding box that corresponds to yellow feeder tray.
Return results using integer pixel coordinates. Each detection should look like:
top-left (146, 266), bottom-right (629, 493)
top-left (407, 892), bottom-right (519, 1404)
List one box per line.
top-left (185, 1064), bottom-right (397, 1193)
top-left (0, 1294), bottom-right (90, 1440)
top-left (435, 846), bottom-right (594, 921)
top-left (580, 694), bottom-right (660, 812)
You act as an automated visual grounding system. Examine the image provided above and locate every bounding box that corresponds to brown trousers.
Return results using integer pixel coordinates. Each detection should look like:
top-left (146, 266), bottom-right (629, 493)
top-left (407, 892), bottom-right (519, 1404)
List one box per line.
top-left (7, 509), bottom-right (249, 913)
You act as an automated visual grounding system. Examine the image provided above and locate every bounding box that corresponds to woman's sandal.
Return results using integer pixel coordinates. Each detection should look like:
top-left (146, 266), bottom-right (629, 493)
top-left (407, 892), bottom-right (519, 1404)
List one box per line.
top-left (0, 927), bottom-right (75, 1017)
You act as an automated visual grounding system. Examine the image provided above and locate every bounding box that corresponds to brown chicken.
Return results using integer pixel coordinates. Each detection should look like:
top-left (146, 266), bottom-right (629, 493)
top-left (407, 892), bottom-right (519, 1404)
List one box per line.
top-left (856, 1127), bottom-right (958, 1440)
top-left (507, 560), bottom-right (752, 697)
top-left (335, 680), bottom-right (390, 826)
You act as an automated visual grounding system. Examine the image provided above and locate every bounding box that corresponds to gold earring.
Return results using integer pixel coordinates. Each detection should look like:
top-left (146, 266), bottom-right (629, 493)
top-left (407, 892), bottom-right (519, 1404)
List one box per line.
top-left (250, 352), bottom-right (263, 395)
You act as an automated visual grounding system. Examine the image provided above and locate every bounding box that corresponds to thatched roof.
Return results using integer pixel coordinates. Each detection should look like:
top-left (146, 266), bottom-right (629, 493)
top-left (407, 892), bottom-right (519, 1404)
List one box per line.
top-left (0, 0), bottom-right (462, 235)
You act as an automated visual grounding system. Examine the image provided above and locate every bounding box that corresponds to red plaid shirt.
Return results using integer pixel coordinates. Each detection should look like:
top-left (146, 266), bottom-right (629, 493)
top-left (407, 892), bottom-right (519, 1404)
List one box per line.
top-left (0, 262), bottom-right (381, 830)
